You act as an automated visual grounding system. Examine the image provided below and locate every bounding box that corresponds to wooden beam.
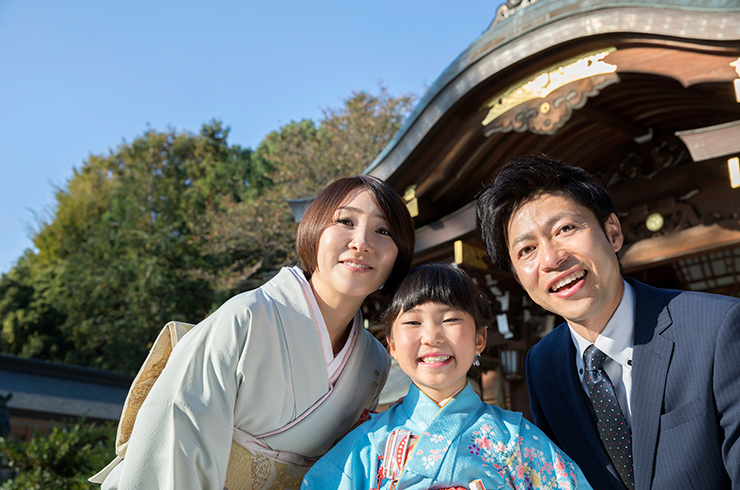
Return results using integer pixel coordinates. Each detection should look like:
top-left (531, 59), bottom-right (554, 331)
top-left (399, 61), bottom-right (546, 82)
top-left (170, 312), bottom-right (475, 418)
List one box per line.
top-left (578, 104), bottom-right (647, 139)
top-left (605, 48), bottom-right (739, 87)
top-left (620, 223), bottom-right (740, 272)
top-left (414, 202), bottom-right (477, 253)
top-left (675, 120), bottom-right (740, 162)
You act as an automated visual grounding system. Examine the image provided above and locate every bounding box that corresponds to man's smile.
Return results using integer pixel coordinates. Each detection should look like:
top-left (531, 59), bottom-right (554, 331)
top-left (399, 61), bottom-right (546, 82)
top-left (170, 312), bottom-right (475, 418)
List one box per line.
top-left (549, 270), bottom-right (586, 293)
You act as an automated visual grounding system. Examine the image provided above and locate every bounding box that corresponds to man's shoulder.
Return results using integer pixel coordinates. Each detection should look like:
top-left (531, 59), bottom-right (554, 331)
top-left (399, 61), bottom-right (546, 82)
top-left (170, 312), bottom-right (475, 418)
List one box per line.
top-left (628, 278), bottom-right (740, 310)
top-left (527, 322), bottom-right (570, 371)
top-left (531, 321), bottom-right (571, 352)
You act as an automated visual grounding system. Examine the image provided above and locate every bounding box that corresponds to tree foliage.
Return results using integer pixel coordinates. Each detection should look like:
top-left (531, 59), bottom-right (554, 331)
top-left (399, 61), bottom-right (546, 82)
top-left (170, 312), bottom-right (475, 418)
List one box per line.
top-left (1, 122), bottom-right (259, 372)
top-left (0, 86), bottom-right (415, 373)
top-left (199, 86), bottom-right (416, 297)
top-left (0, 418), bottom-right (116, 490)
top-left (261, 85), bottom-right (415, 198)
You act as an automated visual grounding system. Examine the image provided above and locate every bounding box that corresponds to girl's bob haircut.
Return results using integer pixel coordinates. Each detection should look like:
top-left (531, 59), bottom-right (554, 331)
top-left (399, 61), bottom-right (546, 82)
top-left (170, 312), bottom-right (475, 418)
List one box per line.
top-left (382, 263), bottom-right (491, 339)
top-left (296, 175), bottom-right (416, 294)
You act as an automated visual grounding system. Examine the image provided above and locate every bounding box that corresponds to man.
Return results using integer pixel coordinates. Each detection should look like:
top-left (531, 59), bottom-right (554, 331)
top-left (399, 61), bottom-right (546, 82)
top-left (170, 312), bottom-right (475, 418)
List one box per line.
top-left (476, 154), bottom-right (740, 490)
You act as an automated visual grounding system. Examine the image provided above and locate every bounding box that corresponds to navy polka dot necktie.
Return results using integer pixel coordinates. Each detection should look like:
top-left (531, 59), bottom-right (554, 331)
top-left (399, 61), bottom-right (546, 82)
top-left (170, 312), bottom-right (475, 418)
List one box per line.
top-left (584, 344), bottom-right (635, 490)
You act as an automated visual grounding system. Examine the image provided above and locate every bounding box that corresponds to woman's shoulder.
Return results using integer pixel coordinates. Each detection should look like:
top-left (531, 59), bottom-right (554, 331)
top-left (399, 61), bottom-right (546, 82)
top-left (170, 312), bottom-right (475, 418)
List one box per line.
top-left (355, 327), bottom-right (390, 362)
top-left (216, 268), bottom-right (308, 317)
top-left (340, 404), bottom-right (407, 455)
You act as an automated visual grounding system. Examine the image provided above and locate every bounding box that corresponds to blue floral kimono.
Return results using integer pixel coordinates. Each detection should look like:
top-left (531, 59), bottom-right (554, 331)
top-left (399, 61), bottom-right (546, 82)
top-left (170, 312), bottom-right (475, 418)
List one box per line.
top-left (302, 383), bottom-right (593, 490)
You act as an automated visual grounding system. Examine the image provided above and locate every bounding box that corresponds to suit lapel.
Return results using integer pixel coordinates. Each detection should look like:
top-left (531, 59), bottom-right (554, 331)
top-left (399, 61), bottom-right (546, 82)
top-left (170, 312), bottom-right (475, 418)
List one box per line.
top-left (628, 279), bottom-right (674, 490)
top-left (553, 331), bottom-right (594, 437)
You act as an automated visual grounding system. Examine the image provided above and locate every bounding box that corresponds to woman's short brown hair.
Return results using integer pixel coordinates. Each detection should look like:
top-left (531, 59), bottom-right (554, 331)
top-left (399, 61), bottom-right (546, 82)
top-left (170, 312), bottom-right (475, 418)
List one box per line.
top-left (296, 175), bottom-right (415, 293)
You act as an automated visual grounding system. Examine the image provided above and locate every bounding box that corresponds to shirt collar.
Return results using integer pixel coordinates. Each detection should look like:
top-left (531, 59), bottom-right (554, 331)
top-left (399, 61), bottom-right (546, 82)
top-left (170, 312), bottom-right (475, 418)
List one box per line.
top-left (569, 279), bottom-right (635, 369)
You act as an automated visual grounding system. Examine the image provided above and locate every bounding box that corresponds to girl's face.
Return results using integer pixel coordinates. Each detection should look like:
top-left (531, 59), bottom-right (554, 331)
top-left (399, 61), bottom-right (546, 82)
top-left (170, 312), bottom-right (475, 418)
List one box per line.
top-left (388, 301), bottom-right (486, 404)
top-left (310, 190), bottom-right (398, 307)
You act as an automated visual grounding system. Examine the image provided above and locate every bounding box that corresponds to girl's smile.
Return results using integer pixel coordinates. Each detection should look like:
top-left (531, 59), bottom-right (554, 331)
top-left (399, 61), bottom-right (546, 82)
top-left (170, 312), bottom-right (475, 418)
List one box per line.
top-left (388, 301), bottom-right (486, 404)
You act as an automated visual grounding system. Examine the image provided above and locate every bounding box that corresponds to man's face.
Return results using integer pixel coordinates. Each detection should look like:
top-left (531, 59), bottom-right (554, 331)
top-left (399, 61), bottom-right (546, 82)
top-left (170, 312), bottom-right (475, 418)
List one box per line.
top-left (506, 193), bottom-right (624, 333)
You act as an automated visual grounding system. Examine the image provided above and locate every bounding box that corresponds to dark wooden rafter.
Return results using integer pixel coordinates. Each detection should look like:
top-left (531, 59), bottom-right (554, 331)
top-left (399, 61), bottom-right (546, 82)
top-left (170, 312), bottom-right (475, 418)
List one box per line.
top-left (414, 113), bottom-right (487, 198)
top-left (430, 132), bottom-right (496, 201)
top-left (577, 105), bottom-right (647, 139)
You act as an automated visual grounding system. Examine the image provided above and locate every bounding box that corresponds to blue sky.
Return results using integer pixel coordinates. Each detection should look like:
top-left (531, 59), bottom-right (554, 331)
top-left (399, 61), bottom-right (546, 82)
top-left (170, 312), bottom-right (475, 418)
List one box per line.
top-left (0, 0), bottom-right (498, 273)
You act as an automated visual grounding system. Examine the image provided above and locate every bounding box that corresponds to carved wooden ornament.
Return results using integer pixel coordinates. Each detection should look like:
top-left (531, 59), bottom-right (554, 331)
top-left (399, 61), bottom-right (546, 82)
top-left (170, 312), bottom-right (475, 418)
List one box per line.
top-left (481, 49), bottom-right (619, 136)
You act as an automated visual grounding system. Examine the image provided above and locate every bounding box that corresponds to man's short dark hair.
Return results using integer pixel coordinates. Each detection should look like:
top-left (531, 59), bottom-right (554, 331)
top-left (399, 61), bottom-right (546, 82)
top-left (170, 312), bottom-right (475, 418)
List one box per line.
top-left (476, 154), bottom-right (618, 272)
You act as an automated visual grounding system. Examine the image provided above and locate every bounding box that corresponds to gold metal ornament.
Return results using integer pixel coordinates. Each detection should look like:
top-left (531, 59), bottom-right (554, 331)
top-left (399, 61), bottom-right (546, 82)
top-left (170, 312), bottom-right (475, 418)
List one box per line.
top-left (481, 48), bottom-right (617, 126)
top-left (646, 212), bottom-right (664, 232)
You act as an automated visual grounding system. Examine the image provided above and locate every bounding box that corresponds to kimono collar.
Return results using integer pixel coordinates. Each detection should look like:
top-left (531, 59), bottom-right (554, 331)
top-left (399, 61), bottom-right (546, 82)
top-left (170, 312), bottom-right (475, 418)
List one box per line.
top-left (400, 383), bottom-right (483, 435)
top-left (287, 266), bottom-right (358, 377)
top-left (397, 383), bottom-right (485, 481)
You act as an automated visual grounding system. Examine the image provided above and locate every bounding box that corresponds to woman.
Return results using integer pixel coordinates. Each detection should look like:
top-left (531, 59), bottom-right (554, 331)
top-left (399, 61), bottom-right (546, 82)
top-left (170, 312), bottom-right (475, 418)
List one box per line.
top-left (99, 175), bottom-right (415, 489)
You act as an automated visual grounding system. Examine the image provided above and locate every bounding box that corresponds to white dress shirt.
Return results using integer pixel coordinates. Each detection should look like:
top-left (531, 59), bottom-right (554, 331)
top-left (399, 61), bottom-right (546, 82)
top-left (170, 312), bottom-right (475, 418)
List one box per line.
top-left (568, 280), bottom-right (634, 427)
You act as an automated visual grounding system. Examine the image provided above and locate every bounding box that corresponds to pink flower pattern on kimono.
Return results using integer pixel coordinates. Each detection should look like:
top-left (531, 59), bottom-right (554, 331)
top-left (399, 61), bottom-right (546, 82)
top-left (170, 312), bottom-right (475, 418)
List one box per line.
top-left (415, 432), bottom-right (450, 470)
top-left (524, 447), bottom-right (537, 461)
top-left (422, 448), bottom-right (444, 469)
top-left (469, 422), bottom-right (585, 489)
top-left (478, 436), bottom-right (492, 450)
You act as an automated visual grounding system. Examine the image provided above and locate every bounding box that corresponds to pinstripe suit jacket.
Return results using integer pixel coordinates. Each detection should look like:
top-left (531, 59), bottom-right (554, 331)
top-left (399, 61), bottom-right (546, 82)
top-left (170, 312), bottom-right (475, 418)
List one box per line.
top-left (525, 279), bottom-right (740, 490)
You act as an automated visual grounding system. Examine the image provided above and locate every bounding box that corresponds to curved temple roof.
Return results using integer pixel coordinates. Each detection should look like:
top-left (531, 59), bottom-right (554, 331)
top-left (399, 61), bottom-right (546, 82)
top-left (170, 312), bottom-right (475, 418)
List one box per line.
top-left (363, 0), bottom-right (740, 287)
top-left (366, 0), bottom-right (740, 182)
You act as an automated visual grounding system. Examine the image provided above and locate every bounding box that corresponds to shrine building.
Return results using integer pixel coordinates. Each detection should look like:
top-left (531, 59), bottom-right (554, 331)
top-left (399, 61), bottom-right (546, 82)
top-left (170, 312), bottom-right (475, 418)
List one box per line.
top-left (365, 0), bottom-right (740, 414)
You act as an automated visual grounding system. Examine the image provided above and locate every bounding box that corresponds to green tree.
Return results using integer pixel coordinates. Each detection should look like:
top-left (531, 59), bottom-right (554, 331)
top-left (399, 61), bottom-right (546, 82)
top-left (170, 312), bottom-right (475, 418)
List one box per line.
top-left (1, 122), bottom-right (262, 373)
top-left (198, 85), bottom-right (416, 299)
top-left (0, 86), bottom-right (415, 373)
top-left (194, 188), bottom-right (299, 302)
top-left (260, 85), bottom-right (416, 198)
top-left (0, 252), bottom-right (68, 359)
top-left (0, 418), bottom-right (115, 490)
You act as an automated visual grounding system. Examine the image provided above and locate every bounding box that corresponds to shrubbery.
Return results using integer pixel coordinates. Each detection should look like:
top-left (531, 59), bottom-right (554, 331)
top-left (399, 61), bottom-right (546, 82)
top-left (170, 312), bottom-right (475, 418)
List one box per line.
top-left (0, 417), bottom-right (115, 490)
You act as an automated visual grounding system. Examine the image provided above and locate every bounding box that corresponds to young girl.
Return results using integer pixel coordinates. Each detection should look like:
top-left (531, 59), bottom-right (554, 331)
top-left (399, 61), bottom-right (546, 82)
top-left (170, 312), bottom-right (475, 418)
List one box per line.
top-left (302, 263), bottom-right (593, 490)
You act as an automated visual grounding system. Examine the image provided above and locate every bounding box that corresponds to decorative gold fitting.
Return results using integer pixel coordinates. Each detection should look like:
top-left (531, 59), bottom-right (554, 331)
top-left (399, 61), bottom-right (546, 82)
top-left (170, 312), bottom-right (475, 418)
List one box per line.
top-left (481, 48), bottom-right (617, 126)
top-left (645, 212), bottom-right (664, 232)
top-left (404, 185), bottom-right (419, 218)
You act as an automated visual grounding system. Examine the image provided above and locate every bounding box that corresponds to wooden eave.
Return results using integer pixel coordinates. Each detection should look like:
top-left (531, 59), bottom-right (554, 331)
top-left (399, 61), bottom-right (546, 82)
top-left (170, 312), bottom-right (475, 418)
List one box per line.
top-left (366, 0), bottom-right (740, 277)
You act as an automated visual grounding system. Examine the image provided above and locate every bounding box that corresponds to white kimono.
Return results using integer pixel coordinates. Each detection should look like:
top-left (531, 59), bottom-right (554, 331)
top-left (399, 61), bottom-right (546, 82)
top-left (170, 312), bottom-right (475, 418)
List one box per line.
top-left (103, 268), bottom-right (390, 490)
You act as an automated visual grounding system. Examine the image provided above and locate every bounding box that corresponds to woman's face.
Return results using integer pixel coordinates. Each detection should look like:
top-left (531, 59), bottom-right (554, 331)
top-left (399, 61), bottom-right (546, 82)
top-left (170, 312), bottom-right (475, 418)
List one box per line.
top-left (310, 189), bottom-right (399, 307)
